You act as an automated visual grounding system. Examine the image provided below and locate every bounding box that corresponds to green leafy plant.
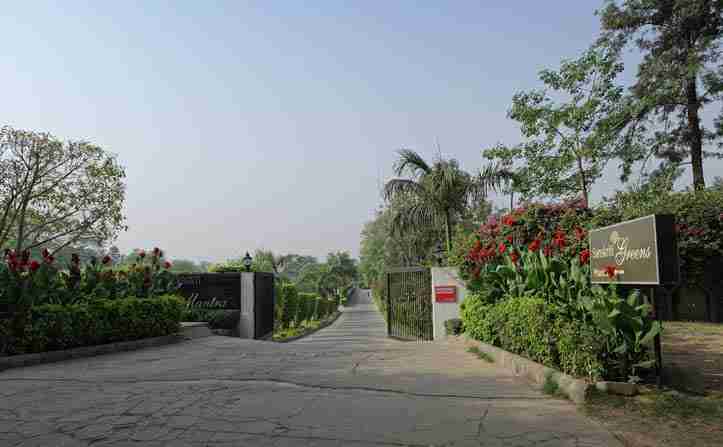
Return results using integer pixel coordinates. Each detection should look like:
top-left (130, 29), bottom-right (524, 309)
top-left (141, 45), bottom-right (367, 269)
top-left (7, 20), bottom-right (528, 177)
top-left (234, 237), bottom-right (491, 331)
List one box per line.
top-left (444, 318), bottom-right (463, 336)
top-left (0, 295), bottom-right (184, 355)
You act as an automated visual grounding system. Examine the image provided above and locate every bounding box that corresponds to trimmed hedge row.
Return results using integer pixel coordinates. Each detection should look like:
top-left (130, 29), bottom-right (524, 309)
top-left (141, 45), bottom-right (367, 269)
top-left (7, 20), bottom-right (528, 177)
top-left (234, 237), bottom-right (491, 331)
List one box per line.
top-left (0, 295), bottom-right (185, 355)
top-left (462, 293), bottom-right (605, 380)
top-left (276, 283), bottom-right (336, 328)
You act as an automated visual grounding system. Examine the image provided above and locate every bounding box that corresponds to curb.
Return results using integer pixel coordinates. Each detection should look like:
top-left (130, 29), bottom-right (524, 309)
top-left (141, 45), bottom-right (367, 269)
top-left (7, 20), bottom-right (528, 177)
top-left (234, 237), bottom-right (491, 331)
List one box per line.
top-left (0, 334), bottom-right (186, 372)
top-left (461, 336), bottom-right (591, 404)
top-left (273, 311), bottom-right (343, 343)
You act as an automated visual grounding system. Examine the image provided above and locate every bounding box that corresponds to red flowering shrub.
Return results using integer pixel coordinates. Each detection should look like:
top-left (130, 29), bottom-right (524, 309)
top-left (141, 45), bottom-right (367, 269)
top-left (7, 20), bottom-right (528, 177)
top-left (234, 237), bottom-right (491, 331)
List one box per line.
top-left (1, 246), bottom-right (179, 309)
top-left (458, 198), bottom-right (592, 289)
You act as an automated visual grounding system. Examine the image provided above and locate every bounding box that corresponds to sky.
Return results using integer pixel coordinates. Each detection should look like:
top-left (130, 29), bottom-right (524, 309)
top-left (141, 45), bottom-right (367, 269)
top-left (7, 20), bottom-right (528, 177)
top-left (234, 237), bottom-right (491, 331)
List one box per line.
top-left (2, 2), bottom-right (721, 262)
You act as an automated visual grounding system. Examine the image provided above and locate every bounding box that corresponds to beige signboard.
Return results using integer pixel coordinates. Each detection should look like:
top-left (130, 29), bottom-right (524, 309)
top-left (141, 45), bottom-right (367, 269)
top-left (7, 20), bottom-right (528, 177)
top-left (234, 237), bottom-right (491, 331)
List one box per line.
top-left (589, 215), bottom-right (678, 285)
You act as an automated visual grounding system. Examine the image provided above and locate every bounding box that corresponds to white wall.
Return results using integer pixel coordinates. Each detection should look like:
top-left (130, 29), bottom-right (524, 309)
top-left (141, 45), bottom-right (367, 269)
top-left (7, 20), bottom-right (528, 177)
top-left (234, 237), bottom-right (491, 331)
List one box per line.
top-left (431, 267), bottom-right (469, 340)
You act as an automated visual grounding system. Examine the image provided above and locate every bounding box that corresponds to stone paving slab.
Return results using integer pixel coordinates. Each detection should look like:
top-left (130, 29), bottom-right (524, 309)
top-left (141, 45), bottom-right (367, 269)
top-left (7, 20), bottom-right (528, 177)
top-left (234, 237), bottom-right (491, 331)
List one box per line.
top-left (0, 289), bottom-right (621, 446)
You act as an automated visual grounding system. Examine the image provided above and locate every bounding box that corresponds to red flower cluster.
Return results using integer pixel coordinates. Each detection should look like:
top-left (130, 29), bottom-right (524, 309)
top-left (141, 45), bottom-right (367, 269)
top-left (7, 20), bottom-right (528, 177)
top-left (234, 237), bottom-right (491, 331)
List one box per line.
top-left (580, 249), bottom-right (591, 265)
top-left (675, 224), bottom-right (706, 237)
top-left (509, 250), bottom-right (519, 265)
top-left (552, 229), bottom-right (567, 249)
top-left (4, 249), bottom-right (30, 272)
top-left (41, 248), bottom-right (54, 265)
top-left (502, 214), bottom-right (517, 227)
top-left (604, 265), bottom-right (617, 279)
top-left (528, 238), bottom-right (541, 252)
top-left (163, 261), bottom-right (172, 269)
top-left (574, 226), bottom-right (586, 241)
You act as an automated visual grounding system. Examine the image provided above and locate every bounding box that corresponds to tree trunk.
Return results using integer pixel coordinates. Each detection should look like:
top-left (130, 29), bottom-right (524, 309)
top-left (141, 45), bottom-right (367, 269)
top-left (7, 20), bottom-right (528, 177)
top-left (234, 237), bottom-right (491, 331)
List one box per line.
top-left (686, 78), bottom-right (705, 191)
top-left (509, 190), bottom-right (514, 212)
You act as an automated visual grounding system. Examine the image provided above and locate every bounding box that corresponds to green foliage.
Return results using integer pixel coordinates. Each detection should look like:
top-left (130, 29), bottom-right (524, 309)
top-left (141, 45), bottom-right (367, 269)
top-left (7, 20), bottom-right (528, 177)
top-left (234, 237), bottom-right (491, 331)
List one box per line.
top-left (0, 126), bottom-right (126, 253)
top-left (486, 45), bottom-right (624, 204)
top-left (444, 318), bottom-right (463, 336)
top-left (597, 0), bottom-right (723, 190)
top-left (462, 295), bottom-right (607, 380)
top-left (275, 282), bottom-right (336, 331)
top-left (0, 247), bottom-right (179, 312)
top-left (461, 285), bottom-right (659, 381)
top-left (0, 295), bottom-right (184, 355)
top-left (384, 149), bottom-right (493, 252)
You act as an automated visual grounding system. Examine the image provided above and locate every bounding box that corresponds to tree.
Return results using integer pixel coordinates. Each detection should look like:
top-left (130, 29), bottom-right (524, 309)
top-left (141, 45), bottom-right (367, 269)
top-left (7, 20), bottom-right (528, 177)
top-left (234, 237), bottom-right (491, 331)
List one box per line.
top-left (0, 126), bottom-right (126, 253)
top-left (597, 0), bottom-right (723, 191)
top-left (167, 259), bottom-right (206, 273)
top-left (485, 46), bottom-right (624, 206)
top-left (383, 150), bottom-right (490, 252)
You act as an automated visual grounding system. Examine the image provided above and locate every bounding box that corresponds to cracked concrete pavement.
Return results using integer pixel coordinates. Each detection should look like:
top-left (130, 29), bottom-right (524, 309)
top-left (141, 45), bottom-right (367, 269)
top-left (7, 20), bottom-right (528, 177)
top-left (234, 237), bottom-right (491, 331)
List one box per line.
top-left (0, 289), bottom-right (621, 446)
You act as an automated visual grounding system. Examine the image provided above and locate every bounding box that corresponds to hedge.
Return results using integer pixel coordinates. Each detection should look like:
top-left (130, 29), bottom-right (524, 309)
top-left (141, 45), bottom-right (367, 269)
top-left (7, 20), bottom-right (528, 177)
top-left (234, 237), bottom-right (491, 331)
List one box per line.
top-left (275, 283), bottom-right (336, 329)
top-left (462, 294), bottom-right (605, 380)
top-left (0, 295), bottom-right (185, 355)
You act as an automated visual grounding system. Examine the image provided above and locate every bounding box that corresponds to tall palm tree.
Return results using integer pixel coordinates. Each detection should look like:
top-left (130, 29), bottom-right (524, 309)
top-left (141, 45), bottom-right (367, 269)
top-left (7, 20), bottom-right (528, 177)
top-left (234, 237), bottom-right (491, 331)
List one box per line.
top-left (383, 150), bottom-right (492, 253)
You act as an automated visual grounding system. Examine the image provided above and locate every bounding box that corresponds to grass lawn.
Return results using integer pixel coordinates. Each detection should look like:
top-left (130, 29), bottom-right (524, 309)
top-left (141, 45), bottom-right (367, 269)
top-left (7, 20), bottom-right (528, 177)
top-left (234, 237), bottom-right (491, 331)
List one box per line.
top-left (662, 321), bottom-right (722, 394)
top-left (584, 386), bottom-right (722, 447)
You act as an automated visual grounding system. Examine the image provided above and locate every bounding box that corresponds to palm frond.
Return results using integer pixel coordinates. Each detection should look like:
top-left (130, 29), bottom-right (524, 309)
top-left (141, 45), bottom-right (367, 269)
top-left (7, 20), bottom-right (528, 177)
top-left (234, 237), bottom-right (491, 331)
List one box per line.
top-left (383, 178), bottom-right (425, 202)
top-left (394, 149), bottom-right (431, 177)
top-left (389, 200), bottom-right (439, 237)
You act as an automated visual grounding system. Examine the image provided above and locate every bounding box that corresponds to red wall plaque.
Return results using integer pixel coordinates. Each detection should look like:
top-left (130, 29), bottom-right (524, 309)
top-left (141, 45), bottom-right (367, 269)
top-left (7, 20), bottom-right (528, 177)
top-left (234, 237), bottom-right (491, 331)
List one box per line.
top-left (434, 285), bottom-right (457, 303)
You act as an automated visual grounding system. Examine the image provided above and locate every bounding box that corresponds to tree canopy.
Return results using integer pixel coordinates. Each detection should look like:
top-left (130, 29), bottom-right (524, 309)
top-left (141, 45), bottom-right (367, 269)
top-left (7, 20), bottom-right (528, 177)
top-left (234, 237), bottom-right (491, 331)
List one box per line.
top-left (0, 126), bottom-right (126, 254)
top-left (596, 0), bottom-right (723, 190)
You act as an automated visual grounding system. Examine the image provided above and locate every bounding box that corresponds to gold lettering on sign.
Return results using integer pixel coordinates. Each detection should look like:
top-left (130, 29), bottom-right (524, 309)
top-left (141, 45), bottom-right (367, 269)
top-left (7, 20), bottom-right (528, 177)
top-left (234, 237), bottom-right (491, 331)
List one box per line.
top-left (591, 230), bottom-right (652, 267)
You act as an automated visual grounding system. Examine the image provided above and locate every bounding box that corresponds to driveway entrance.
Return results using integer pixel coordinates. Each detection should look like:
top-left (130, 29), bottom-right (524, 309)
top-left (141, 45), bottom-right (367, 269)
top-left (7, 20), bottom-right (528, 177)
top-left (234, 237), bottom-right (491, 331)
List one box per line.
top-left (0, 289), bottom-right (620, 446)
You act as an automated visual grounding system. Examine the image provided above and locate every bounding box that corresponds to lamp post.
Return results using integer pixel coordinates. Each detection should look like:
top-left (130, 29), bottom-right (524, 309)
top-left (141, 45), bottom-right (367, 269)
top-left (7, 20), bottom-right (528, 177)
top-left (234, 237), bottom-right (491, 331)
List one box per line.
top-left (242, 252), bottom-right (253, 272)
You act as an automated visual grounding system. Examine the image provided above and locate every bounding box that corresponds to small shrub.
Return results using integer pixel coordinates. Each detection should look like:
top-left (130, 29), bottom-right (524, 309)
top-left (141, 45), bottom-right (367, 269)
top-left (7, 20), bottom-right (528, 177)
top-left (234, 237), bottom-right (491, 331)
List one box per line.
top-left (543, 372), bottom-right (560, 395)
top-left (444, 318), bottom-right (463, 336)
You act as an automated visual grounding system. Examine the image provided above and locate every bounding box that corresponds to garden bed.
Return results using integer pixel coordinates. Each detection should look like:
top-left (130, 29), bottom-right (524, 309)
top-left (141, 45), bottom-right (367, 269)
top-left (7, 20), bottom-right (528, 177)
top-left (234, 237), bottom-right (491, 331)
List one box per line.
top-left (273, 311), bottom-right (341, 342)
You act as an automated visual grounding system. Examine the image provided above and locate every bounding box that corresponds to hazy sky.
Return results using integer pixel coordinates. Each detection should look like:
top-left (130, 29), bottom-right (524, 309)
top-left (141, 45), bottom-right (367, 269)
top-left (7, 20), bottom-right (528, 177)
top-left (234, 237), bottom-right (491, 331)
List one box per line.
top-left (2, 2), bottom-right (721, 262)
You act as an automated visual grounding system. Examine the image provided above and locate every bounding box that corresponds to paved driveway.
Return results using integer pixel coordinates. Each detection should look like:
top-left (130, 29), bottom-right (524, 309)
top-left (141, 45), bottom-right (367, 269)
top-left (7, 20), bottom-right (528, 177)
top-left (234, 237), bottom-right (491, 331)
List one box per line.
top-left (0, 290), bottom-right (619, 446)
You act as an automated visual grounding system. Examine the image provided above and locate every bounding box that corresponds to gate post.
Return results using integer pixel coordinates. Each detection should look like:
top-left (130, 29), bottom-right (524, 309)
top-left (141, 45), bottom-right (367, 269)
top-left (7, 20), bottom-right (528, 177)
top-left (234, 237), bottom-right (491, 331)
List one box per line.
top-left (238, 272), bottom-right (255, 338)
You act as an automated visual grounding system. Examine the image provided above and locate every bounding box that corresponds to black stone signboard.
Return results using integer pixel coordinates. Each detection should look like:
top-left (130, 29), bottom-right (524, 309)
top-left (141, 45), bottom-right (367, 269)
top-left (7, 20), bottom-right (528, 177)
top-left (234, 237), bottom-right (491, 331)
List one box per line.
top-left (176, 273), bottom-right (241, 309)
top-left (589, 214), bottom-right (679, 285)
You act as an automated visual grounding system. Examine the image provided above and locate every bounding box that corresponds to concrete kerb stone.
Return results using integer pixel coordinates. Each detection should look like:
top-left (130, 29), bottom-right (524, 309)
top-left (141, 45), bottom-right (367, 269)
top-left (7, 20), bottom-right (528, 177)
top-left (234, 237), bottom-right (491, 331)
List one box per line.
top-left (462, 336), bottom-right (592, 404)
top-left (0, 334), bottom-right (186, 372)
top-left (461, 337), bottom-right (640, 401)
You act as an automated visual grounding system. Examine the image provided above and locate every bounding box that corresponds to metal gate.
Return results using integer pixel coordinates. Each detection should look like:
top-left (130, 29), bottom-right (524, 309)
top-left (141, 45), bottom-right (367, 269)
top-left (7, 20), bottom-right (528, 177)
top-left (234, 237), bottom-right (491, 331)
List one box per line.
top-left (253, 273), bottom-right (275, 339)
top-left (386, 267), bottom-right (433, 341)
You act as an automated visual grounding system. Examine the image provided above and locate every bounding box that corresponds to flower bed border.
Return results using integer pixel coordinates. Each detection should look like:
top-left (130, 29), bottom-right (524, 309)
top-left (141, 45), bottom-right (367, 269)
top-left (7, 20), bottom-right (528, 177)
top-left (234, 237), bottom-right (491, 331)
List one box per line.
top-left (273, 311), bottom-right (342, 343)
top-left (0, 334), bottom-right (185, 372)
top-left (459, 336), bottom-right (638, 404)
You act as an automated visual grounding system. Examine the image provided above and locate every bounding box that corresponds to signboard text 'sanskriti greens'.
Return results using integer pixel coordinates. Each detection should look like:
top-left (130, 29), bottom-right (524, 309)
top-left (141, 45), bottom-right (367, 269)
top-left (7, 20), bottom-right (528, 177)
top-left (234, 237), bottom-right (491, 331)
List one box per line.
top-left (589, 215), bottom-right (679, 285)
